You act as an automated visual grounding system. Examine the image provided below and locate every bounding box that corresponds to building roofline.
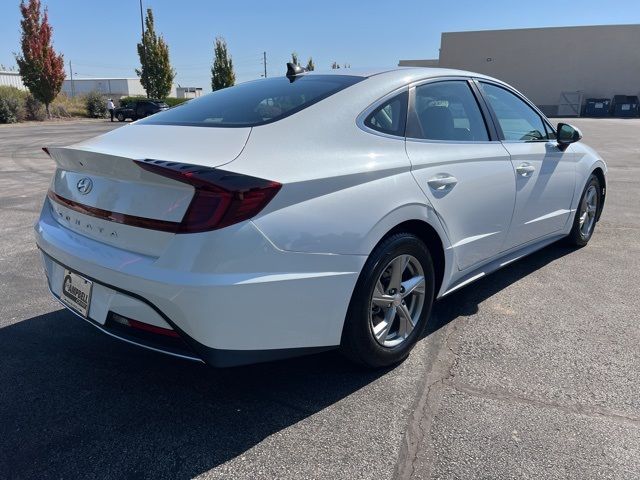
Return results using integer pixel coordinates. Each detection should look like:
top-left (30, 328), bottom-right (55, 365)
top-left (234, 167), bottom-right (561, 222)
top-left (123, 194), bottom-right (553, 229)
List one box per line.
top-left (442, 23), bottom-right (640, 36)
top-left (63, 77), bottom-right (141, 81)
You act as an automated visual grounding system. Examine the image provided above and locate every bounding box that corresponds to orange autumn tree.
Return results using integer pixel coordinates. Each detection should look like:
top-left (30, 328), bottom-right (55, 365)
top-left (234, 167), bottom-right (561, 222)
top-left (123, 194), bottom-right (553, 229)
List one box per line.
top-left (16, 0), bottom-right (65, 117)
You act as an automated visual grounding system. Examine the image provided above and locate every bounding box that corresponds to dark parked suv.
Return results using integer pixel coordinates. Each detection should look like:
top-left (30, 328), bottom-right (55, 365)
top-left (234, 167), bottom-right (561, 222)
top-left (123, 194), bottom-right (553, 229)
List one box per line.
top-left (114, 99), bottom-right (169, 122)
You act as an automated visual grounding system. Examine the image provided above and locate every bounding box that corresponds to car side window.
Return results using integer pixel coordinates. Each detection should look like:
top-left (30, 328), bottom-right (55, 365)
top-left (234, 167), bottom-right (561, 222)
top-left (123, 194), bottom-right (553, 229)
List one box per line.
top-left (480, 82), bottom-right (548, 141)
top-left (407, 81), bottom-right (489, 141)
top-left (545, 121), bottom-right (557, 140)
top-left (364, 90), bottom-right (408, 137)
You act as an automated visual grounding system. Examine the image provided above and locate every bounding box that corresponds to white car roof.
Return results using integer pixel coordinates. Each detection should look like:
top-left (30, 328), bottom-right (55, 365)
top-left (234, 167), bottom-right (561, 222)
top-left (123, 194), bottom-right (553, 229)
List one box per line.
top-left (301, 66), bottom-right (498, 82)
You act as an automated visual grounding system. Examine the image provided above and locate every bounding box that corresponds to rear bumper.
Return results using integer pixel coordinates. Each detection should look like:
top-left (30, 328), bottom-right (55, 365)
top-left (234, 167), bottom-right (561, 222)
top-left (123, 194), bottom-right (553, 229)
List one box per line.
top-left (45, 275), bottom-right (203, 363)
top-left (42, 253), bottom-right (332, 366)
top-left (35, 200), bottom-right (366, 366)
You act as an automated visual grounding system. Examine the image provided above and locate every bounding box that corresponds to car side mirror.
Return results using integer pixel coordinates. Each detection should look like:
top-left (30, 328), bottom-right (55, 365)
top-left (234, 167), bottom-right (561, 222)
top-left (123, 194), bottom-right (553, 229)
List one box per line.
top-left (557, 123), bottom-right (582, 150)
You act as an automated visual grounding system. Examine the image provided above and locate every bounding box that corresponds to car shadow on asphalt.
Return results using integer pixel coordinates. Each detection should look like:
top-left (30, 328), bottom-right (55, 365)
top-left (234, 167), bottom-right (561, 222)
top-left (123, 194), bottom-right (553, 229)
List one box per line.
top-left (0, 242), bottom-right (575, 479)
top-left (425, 242), bottom-right (576, 336)
top-left (0, 307), bottom-right (386, 479)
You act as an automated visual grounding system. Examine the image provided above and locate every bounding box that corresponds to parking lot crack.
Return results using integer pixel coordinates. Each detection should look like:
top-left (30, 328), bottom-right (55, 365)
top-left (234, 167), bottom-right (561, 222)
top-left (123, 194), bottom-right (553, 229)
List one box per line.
top-left (394, 317), bottom-right (463, 480)
top-left (444, 381), bottom-right (640, 428)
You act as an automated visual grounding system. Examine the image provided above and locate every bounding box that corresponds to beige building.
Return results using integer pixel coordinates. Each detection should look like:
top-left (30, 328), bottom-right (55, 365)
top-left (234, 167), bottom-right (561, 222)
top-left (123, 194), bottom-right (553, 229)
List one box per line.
top-left (400, 24), bottom-right (640, 116)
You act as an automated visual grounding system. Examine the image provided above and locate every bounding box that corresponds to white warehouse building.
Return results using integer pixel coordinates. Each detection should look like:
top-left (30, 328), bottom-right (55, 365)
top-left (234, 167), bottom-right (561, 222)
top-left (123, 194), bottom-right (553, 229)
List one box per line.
top-left (62, 77), bottom-right (148, 99)
top-left (0, 70), bottom-right (27, 90)
top-left (3, 72), bottom-right (197, 101)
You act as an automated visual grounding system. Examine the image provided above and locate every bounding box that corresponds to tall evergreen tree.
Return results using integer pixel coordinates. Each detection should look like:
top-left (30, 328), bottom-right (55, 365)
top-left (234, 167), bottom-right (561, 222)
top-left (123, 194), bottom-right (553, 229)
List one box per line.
top-left (15, 0), bottom-right (65, 117)
top-left (136, 8), bottom-right (175, 99)
top-left (306, 57), bottom-right (315, 71)
top-left (291, 52), bottom-right (299, 66)
top-left (211, 37), bottom-right (235, 91)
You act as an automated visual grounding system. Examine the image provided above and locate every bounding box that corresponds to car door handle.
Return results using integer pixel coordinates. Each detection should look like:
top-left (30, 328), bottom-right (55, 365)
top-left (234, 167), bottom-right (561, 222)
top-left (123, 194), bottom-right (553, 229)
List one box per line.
top-left (427, 175), bottom-right (458, 190)
top-left (516, 163), bottom-right (535, 177)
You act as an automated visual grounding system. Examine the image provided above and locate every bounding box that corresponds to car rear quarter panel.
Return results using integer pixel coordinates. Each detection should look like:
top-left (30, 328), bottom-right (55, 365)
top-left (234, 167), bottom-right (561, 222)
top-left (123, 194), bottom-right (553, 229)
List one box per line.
top-left (228, 74), bottom-right (450, 258)
top-left (240, 116), bottom-right (442, 257)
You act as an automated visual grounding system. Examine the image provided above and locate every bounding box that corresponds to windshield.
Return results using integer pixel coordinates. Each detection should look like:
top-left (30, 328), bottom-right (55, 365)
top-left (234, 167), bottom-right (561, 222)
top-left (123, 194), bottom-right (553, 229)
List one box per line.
top-left (138, 75), bottom-right (363, 127)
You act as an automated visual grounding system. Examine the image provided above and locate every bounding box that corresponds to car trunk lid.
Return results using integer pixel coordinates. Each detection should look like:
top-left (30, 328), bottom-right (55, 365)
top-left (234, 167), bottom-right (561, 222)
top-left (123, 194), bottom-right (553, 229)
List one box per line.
top-left (45, 124), bottom-right (252, 256)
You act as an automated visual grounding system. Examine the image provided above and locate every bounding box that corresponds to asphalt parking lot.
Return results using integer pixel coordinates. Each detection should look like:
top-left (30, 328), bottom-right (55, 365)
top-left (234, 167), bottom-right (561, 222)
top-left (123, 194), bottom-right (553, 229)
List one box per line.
top-left (1, 118), bottom-right (638, 479)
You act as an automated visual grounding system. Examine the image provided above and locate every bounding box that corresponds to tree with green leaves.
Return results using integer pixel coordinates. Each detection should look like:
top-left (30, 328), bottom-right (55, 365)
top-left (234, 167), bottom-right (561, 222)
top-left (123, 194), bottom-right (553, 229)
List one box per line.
top-left (136, 8), bottom-right (175, 99)
top-left (211, 37), bottom-right (235, 91)
top-left (15, 0), bottom-right (65, 117)
top-left (331, 61), bottom-right (340, 69)
top-left (290, 52), bottom-right (299, 66)
top-left (306, 57), bottom-right (315, 71)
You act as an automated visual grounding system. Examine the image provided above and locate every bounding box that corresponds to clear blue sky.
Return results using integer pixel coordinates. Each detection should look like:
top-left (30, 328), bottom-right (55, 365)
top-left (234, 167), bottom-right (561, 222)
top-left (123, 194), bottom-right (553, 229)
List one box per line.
top-left (1, 0), bottom-right (639, 91)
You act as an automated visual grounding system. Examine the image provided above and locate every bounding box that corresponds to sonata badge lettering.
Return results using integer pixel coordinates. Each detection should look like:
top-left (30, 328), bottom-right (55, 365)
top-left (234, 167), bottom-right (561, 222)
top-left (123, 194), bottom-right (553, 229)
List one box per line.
top-left (52, 205), bottom-right (119, 238)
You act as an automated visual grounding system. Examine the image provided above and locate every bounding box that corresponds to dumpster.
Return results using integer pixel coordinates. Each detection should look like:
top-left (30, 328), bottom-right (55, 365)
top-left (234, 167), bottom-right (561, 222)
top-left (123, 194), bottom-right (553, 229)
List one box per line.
top-left (612, 95), bottom-right (639, 117)
top-left (584, 98), bottom-right (611, 117)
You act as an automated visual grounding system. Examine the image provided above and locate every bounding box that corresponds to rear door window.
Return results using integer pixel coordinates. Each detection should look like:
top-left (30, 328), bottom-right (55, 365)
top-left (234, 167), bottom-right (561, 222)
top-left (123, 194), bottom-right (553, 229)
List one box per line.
top-left (139, 75), bottom-right (363, 127)
top-left (407, 81), bottom-right (489, 141)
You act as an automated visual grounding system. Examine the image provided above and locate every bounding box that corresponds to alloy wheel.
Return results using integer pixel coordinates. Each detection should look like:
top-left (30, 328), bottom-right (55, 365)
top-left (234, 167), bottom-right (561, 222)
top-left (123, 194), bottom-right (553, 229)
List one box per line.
top-left (579, 185), bottom-right (598, 238)
top-left (369, 254), bottom-right (426, 348)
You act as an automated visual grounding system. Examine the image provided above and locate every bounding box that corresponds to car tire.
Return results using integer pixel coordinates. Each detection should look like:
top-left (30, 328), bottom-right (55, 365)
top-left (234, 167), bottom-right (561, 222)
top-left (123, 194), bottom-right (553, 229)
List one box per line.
top-left (566, 174), bottom-right (601, 247)
top-left (116, 113), bottom-right (125, 122)
top-left (340, 233), bottom-right (435, 368)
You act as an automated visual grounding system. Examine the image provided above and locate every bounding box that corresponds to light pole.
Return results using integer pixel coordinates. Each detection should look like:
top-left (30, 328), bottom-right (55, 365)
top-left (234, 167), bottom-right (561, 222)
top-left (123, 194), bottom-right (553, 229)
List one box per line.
top-left (69, 61), bottom-right (74, 98)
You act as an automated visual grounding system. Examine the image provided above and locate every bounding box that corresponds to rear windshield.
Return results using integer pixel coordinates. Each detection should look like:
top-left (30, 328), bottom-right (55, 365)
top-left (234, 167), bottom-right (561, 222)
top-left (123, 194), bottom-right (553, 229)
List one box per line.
top-left (138, 75), bottom-right (363, 127)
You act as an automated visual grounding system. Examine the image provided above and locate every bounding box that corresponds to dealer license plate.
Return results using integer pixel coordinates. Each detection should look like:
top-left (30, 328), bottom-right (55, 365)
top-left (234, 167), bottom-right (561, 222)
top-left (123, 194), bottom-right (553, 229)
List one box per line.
top-left (60, 269), bottom-right (93, 317)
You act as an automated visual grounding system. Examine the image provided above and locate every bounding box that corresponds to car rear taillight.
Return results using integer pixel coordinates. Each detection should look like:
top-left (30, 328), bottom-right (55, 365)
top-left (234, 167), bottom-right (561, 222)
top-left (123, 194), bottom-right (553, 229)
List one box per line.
top-left (135, 160), bottom-right (281, 233)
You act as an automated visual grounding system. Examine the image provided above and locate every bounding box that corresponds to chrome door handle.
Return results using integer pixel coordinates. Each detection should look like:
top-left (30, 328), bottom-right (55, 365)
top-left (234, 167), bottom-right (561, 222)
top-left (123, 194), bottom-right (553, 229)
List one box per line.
top-left (516, 163), bottom-right (535, 177)
top-left (427, 175), bottom-right (458, 190)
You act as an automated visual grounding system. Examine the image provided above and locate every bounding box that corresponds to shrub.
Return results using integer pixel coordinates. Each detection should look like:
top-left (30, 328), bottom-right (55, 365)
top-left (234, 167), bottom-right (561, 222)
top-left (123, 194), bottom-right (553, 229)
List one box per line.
top-left (52, 94), bottom-right (86, 118)
top-left (0, 97), bottom-right (20, 123)
top-left (50, 103), bottom-right (70, 118)
top-left (0, 87), bottom-right (82, 122)
top-left (25, 94), bottom-right (46, 121)
top-left (85, 91), bottom-right (107, 118)
top-left (0, 86), bottom-right (27, 123)
top-left (118, 96), bottom-right (145, 107)
top-left (163, 97), bottom-right (189, 107)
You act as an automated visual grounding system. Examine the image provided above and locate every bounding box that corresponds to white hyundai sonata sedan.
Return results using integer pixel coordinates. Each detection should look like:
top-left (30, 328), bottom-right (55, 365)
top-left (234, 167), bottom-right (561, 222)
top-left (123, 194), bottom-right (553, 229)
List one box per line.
top-left (35, 65), bottom-right (607, 368)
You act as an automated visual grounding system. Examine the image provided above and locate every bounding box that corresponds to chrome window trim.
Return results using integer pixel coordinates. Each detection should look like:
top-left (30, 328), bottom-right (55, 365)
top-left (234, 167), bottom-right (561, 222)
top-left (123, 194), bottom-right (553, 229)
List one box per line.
top-left (356, 74), bottom-right (555, 145)
top-left (405, 138), bottom-right (497, 145)
top-left (408, 75), bottom-right (474, 90)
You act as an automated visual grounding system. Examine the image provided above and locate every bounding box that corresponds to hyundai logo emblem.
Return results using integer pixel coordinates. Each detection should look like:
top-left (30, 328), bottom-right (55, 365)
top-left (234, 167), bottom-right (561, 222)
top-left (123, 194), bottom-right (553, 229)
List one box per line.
top-left (76, 177), bottom-right (93, 195)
